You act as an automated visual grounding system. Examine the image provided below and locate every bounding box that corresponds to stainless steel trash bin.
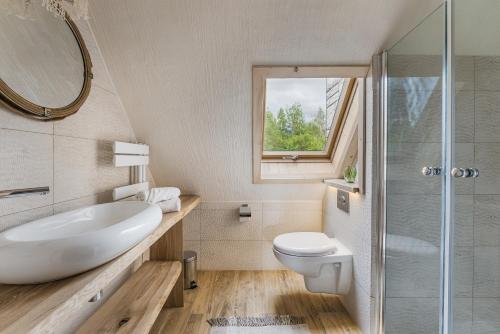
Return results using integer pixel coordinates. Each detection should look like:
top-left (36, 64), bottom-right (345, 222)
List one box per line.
top-left (183, 250), bottom-right (197, 289)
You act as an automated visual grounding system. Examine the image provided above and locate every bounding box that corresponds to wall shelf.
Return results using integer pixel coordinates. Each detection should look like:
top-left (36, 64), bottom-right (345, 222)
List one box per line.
top-left (323, 179), bottom-right (360, 193)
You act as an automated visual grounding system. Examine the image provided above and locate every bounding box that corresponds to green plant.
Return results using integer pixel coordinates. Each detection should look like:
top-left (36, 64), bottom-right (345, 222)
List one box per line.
top-left (343, 166), bottom-right (357, 183)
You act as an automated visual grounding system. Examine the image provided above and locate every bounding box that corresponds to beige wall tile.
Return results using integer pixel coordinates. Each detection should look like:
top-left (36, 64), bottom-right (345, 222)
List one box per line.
top-left (262, 208), bottom-right (321, 241)
top-left (0, 129), bottom-right (53, 216)
top-left (53, 136), bottom-right (129, 202)
top-left (183, 209), bottom-right (201, 241)
top-left (200, 208), bottom-right (262, 241)
top-left (199, 241), bottom-right (262, 270)
top-left (53, 194), bottom-right (101, 214)
top-left (75, 20), bottom-right (116, 94)
top-left (0, 205), bottom-right (53, 233)
top-left (0, 105), bottom-right (53, 134)
top-left (261, 240), bottom-right (285, 270)
top-left (54, 85), bottom-right (134, 142)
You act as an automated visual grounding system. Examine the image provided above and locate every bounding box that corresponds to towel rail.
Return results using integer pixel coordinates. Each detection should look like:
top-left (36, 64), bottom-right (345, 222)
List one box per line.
top-left (112, 141), bottom-right (150, 201)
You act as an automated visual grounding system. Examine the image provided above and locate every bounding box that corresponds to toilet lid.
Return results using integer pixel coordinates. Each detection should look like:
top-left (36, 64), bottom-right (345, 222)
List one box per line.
top-left (273, 232), bottom-right (336, 257)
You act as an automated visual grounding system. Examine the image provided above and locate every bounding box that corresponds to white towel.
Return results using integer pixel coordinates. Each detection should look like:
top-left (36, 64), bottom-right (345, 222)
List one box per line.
top-left (157, 197), bottom-right (181, 213)
top-left (136, 187), bottom-right (181, 204)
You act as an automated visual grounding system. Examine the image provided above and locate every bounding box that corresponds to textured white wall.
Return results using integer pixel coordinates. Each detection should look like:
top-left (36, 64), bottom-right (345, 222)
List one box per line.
top-left (87, 0), bottom-right (441, 202)
top-left (323, 66), bottom-right (376, 334)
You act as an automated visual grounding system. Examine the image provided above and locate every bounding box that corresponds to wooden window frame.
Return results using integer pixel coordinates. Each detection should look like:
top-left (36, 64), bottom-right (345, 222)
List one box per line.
top-left (252, 65), bottom-right (369, 183)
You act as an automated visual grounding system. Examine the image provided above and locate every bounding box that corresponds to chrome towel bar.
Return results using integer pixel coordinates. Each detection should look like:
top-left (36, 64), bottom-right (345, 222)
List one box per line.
top-left (0, 187), bottom-right (50, 199)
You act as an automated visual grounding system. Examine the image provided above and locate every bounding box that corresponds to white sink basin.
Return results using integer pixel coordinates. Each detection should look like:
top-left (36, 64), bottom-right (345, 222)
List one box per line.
top-left (0, 201), bottom-right (162, 284)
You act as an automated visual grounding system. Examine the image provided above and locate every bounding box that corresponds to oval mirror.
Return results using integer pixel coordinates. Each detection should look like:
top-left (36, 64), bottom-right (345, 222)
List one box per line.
top-left (0, 3), bottom-right (92, 120)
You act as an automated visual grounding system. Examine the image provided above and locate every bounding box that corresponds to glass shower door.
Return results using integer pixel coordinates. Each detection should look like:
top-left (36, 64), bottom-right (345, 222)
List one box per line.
top-left (451, 1), bottom-right (500, 333)
top-left (384, 5), bottom-right (445, 334)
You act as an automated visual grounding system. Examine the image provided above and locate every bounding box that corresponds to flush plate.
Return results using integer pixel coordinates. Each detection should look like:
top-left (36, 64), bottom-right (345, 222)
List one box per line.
top-left (337, 189), bottom-right (350, 213)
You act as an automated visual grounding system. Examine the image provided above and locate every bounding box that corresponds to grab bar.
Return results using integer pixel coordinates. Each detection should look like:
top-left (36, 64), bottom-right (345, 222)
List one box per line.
top-left (0, 187), bottom-right (50, 198)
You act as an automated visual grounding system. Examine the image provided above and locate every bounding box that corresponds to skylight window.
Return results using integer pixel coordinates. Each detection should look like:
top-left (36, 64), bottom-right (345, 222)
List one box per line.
top-left (263, 77), bottom-right (348, 156)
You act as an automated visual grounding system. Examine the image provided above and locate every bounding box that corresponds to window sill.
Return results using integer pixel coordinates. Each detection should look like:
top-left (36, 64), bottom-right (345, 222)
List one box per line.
top-left (323, 178), bottom-right (359, 193)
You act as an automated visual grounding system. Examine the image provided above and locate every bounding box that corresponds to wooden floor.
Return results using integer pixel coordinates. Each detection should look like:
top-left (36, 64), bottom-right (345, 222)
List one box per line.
top-left (150, 270), bottom-right (361, 334)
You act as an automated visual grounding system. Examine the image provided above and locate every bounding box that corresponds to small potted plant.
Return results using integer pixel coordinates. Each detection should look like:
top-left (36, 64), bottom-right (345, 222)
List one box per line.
top-left (343, 166), bottom-right (357, 183)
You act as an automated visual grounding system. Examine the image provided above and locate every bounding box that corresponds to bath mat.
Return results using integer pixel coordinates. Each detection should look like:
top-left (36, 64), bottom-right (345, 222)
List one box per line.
top-left (208, 315), bottom-right (310, 334)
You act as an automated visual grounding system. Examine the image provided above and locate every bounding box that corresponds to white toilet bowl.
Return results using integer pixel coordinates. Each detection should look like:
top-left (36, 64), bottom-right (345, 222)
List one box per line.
top-left (272, 232), bottom-right (352, 294)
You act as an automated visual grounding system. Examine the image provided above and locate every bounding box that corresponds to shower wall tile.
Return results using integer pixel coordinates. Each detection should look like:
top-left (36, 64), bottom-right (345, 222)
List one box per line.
top-left (473, 246), bottom-right (500, 297)
top-left (0, 129), bottom-right (54, 216)
top-left (475, 91), bottom-right (500, 142)
top-left (200, 240), bottom-right (262, 270)
top-left (385, 297), bottom-right (471, 334)
top-left (53, 137), bottom-right (128, 203)
top-left (472, 298), bottom-right (500, 334)
top-left (384, 297), bottom-right (439, 334)
top-left (388, 89), bottom-right (442, 143)
top-left (474, 195), bottom-right (500, 246)
top-left (386, 246), bottom-right (472, 298)
top-left (0, 205), bottom-right (53, 233)
top-left (475, 56), bottom-right (500, 91)
top-left (456, 90), bottom-right (475, 143)
top-left (455, 298), bottom-right (473, 334)
top-left (387, 143), bottom-right (473, 195)
top-left (456, 56), bottom-right (476, 92)
top-left (475, 143), bottom-right (500, 194)
top-left (387, 194), bottom-right (473, 247)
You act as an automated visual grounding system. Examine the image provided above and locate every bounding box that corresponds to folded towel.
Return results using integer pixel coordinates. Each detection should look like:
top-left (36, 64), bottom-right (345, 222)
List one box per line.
top-left (136, 187), bottom-right (181, 204)
top-left (157, 197), bottom-right (181, 213)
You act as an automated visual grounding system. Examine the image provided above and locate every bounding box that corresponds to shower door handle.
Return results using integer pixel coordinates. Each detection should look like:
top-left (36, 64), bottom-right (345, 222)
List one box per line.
top-left (451, 167), bottom-right (479, 178)
top-left (422, 166), bottom-right (442, 176)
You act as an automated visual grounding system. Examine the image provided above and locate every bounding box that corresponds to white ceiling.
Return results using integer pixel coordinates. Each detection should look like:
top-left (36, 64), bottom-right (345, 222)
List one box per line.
top-left (88, 0), bottom-right (441, 200)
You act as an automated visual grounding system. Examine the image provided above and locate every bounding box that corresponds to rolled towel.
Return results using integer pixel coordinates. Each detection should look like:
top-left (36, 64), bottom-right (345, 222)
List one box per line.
top-left (136, 187), bottom-right (181, 204)
top-left (157, 197), bottom-right (181, 213)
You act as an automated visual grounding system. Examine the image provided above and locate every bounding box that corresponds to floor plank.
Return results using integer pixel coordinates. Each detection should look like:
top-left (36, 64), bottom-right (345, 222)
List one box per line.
top-left (150, 270), bottom-right (361, 334)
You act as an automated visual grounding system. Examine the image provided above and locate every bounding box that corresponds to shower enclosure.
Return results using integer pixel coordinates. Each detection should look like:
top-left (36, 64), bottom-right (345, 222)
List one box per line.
top-left (380, 0), bottom-right (500, 333)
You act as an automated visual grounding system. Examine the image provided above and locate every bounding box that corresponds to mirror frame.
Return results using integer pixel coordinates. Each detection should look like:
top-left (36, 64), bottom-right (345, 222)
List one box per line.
top-left (0, 14), bottom-right (93, 121)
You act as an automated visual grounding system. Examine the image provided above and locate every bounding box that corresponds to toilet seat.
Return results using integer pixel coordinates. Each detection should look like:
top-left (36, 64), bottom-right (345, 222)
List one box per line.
top-left (273, 232), bottom-right (336, 257)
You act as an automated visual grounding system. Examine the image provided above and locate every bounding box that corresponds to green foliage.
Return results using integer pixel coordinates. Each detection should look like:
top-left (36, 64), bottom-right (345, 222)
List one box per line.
top-left (343, 166), bottom-right (357, 183)
top-left (264, 103), bottom-right (327, 151)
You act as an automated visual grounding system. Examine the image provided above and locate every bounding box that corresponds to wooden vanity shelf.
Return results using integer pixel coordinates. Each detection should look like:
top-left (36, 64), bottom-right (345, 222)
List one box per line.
top-left (0, 195), bottom-right (200, 334)
top-left (76, 261), bottom-right (182, 333)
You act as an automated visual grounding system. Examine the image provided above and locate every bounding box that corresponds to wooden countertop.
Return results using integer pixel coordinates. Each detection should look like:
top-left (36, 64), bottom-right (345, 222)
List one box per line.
top-left (0, 195), bottom-right (200, 334)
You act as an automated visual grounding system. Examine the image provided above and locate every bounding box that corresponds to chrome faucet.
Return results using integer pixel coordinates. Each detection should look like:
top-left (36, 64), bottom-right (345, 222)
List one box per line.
top-left (0, 187), bottom-right (50, 198)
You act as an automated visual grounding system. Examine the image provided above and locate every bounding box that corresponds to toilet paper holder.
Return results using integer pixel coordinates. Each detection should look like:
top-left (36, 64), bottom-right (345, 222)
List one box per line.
top-left (239, 204), bottom-right (251, 222)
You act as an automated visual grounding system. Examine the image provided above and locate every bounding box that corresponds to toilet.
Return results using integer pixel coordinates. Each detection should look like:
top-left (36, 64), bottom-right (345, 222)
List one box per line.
top-left (272, 232), bottom-right (352, 294)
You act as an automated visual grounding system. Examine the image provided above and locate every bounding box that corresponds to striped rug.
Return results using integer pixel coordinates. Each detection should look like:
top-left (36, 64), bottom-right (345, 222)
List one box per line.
top-left (208, 315), bottom-right (310, 334)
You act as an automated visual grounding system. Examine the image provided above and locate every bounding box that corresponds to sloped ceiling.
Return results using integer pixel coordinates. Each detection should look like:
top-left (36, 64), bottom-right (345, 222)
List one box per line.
top-left (88, 0), bottom-right (441, 201)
